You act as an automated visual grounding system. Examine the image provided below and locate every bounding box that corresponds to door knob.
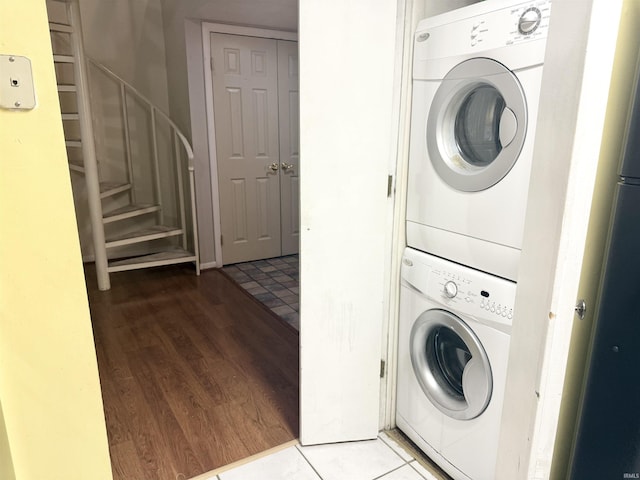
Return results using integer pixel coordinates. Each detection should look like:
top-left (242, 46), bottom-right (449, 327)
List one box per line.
top-left (268, 162), bottom-right (279, 172)
top-left (281, 162), bottom-right (294, 172)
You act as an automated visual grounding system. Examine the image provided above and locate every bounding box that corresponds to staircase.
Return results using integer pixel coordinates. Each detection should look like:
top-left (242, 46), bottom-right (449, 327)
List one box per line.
top-left (47, 0), bottom-right (200, 291)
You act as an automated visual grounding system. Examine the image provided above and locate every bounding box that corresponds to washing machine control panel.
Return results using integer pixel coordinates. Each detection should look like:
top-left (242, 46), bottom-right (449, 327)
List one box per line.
top-left (402, 250), bottom-right (517, 327)
top-left (443, 280), bottom-right (458, 298)
top-left (427, 267), bottom-right (516, 327)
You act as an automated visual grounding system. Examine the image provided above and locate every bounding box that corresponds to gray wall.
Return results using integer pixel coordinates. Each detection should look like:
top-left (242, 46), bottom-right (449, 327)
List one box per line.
top-left (81, 0), bottom-right (170, 112)
top-left (160, 0), bottom-right (298, 135)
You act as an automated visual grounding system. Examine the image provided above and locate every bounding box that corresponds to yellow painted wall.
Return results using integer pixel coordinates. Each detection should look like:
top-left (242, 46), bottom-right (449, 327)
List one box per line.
top-left (0, 1), bottom-right (113, 479)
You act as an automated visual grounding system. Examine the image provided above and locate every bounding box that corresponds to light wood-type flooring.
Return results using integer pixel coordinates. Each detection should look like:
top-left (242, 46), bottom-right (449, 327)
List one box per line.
top-left (86, 264), bottom-right (299, 480)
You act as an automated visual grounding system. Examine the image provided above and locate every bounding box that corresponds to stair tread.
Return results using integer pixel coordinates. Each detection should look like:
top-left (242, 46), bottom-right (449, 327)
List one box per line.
top-left (109, 248), bottom-right (196, 271)
top-left (68, 158), bottom-right (84, 173)
top-left (99, 182), bottom-right (132, 198)
top-left (103, 203), bottom-right (159, 218)
top-left (105, 225), bottom-right (183, 245)
top-left (49, 22), bottom-right (73, 33)
top-left (53, 54), bottom-right (74, 63)
top-left (65, 139), bottom-right (82, 147)
top-left (62, 113), bottom-right (79, 120)
top-left (100, 181), bottom-right (129, 191)
top-left (57, 84), bottom-right (77, 92)
top-left (102, 204), bottom-right (161, 223)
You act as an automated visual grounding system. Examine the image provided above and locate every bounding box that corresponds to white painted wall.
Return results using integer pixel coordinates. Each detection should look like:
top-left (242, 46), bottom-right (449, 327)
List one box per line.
top-left (496, 0), bottom-right (624, 478)
top-left (161, 0), bottom-right (298, 266)
top-left (298, 0), bottom-right (399, 444)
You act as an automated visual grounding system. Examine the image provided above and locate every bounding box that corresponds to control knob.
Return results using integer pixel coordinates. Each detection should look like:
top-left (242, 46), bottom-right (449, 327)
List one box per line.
top-left (519, 7), bottom-right (541, 34)
top-left (444, 281), bottom-right (458, 298)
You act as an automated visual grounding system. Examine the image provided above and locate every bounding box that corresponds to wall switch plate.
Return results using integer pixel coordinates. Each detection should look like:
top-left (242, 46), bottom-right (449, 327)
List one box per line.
top-left (0, 54), bottom-right (36, 110)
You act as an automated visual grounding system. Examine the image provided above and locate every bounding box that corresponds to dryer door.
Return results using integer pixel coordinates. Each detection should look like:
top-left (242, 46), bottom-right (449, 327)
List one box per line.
top-left (410, 308), bottom-right (492, 420)
top-left (426, 58), bottom-right (527, 192)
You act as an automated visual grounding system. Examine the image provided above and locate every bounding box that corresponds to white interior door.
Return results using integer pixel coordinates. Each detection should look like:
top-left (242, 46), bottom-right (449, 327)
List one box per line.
top-left (211, 33), bottom-right (282, 264)
top-left (277, 40), bottom-right (300, 256)
top-left (299, 0), bottom-right (398, 445)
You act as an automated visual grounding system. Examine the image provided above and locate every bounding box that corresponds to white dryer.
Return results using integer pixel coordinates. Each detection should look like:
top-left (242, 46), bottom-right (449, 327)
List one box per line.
top-left (396, 247), bottom-right (516, 480)
top-left (406, 0), bottom-right (552, 281)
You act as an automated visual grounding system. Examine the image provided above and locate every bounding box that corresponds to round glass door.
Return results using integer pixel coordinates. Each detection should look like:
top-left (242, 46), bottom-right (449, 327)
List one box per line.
top-left (426, 58), bottom-right (527, 192)
top-left (410, 309), bottom-right (492, 420)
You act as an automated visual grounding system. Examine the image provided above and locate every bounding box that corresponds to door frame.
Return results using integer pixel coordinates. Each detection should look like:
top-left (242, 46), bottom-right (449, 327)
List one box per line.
top-left (202, 22), bottom-right (298, 267)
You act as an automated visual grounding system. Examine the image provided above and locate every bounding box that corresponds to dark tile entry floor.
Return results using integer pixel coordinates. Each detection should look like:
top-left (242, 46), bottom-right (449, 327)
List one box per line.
top-left (222, 255), bottom-right (299, 330)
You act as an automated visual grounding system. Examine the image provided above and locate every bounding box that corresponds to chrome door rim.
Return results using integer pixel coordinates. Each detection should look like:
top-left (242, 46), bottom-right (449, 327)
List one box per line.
top-left (426, 58), bottom-right (527, 192)
top-left (410, 308), bottom-right (492, 420)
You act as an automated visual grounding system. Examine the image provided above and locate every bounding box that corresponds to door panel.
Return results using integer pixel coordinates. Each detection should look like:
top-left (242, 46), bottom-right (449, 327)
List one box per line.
top-left (278, 40), bottom-right (300, 256)
top-left (211, 33), bottom-right (281, 264)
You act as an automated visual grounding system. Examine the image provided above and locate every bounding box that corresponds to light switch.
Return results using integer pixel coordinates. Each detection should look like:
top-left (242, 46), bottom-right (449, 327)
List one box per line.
top-left (0, 54), bottom-right (36, 110)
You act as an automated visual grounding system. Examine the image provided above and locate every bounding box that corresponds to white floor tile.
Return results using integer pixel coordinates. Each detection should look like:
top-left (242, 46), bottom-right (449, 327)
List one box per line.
top-left (298, 438), bottom-right (405, 480)
top-left (378, 464), bottom-right (427, 480)
top-left (379, 431), bottom-right (414, 462)
top-left (218, 446), bottom-right (320, 480)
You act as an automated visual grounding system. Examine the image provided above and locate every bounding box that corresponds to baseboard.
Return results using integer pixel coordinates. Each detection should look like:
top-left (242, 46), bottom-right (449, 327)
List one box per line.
top-left (200, 260), bottom-right (218, 270)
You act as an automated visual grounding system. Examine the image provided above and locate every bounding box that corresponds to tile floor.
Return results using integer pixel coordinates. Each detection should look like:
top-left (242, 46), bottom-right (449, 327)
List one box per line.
top-left (196, 432), bottom-right (445, 480)
top-left (222, 255), bottom-right (300, 330)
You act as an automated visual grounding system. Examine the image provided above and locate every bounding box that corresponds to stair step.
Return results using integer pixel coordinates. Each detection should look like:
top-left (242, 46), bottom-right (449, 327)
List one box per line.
top-left (57, 84), bottom-right (77, 92)
top-left (62, 113), bottom-right (79, 120)
top-left (103, 204), bottom-right (161, 224)
top-left (65, 139), bottom-right (82, 148)
top-left (105, 225), bottom-right (184, 249)
top-left (49, 22), bottom-right (73, 33)
top-left (99, 181), bottom-right (132, 199)
top-left (53, 54), bottom-right (75, 63)
top-left (108, 248), bottom-right (197, 273)
top-left (68, 158), bottom-right (85, 173)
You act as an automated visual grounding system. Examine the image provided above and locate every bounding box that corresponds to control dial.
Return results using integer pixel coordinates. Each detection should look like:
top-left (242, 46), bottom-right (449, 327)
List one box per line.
top-left (518, 7), bottom-right (541, 35)
top-left (444, 281), bottom-right (458, 299)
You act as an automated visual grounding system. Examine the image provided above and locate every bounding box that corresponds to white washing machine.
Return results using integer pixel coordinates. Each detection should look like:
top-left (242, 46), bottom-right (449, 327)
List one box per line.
top-left (396, 247), bottom-right (516, 480)
top-left (406, 0), bottom-right (552, 281)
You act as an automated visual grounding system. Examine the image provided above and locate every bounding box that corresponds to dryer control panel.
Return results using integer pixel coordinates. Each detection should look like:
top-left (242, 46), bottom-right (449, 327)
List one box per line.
top-left (402, 248), bottom-right (517, 328)
top-left (414, 0), bottom-right (552, 71)
top-left (465, 1), bottom-right (552, 48)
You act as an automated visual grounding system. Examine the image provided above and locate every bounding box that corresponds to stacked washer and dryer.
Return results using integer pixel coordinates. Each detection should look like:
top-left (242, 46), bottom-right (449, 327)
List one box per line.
top-left (396, 2), bottom-right (551, 479)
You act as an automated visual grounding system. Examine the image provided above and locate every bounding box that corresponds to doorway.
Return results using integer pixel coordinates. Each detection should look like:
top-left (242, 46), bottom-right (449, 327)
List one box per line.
top-left (86, 264), bottom-right (299, 479)
top-left (208, 28), bottom-right (299, 265)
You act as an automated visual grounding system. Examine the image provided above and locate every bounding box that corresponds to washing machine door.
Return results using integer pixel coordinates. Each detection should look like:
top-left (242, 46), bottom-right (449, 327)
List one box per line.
top-left (426, 58), bottom-right (527, 192)
top-left (410, 309), bottom-right (492, 420)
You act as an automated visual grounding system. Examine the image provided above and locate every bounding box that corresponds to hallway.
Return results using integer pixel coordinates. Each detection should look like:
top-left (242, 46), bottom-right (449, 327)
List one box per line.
top-left (86, 265), bottom-right (299, 480)
top-left (222, 255), bottom-right (299, 330)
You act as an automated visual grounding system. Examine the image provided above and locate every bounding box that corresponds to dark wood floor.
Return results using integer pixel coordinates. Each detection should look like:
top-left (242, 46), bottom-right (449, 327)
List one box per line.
top-left (86, 264), bottom-right (299, 480)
